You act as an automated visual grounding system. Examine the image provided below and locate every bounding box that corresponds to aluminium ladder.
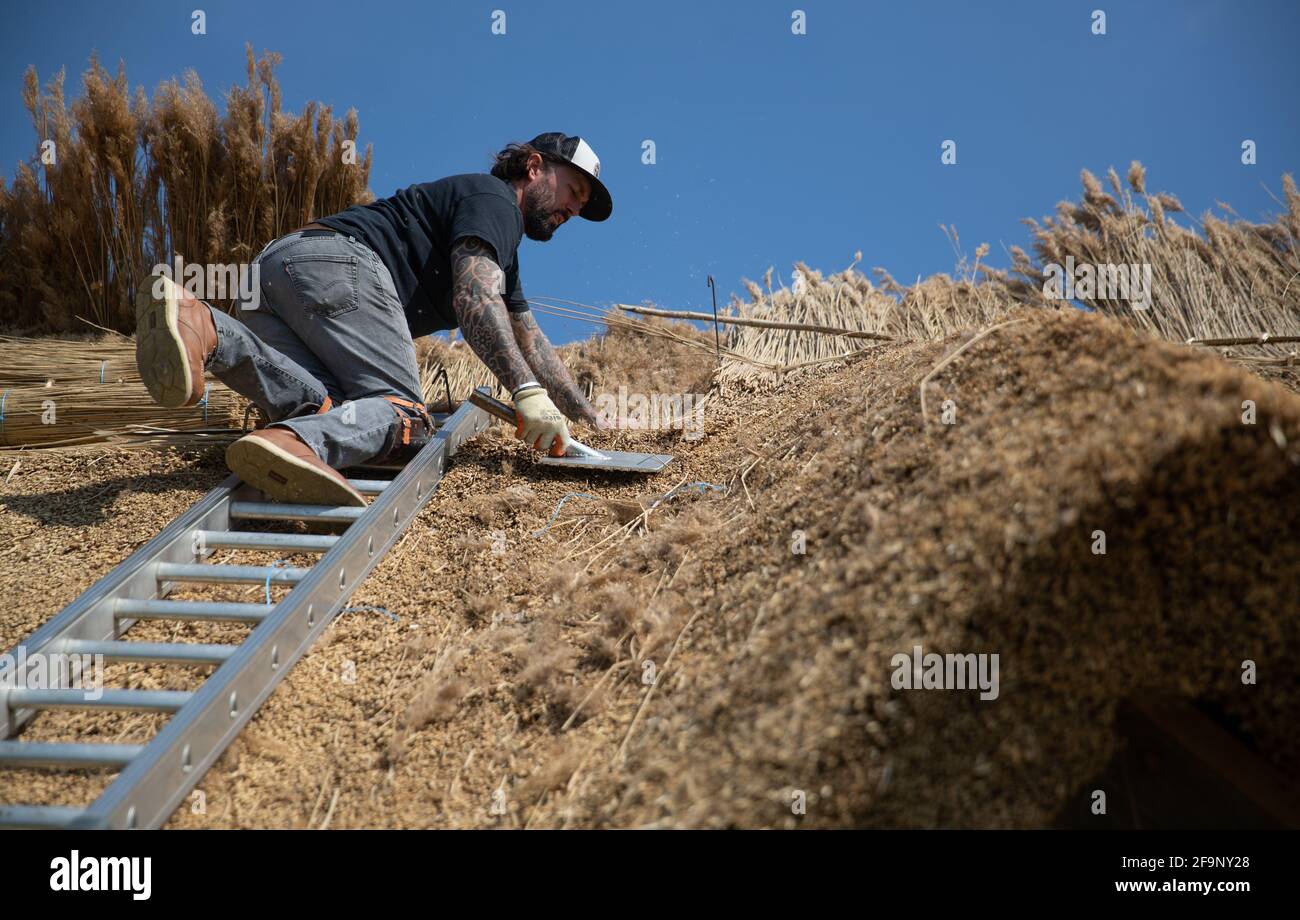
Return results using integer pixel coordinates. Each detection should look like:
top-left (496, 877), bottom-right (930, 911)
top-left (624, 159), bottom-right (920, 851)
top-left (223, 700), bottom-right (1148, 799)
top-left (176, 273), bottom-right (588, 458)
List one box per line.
top-left (0, 396), bottom-right (491, 829)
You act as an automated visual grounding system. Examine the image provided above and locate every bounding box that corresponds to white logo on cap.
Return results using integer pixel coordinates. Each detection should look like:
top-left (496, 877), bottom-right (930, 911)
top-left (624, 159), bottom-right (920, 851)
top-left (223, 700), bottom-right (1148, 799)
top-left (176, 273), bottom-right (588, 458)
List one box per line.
top-left (571, 138), bottom-right (601, 182)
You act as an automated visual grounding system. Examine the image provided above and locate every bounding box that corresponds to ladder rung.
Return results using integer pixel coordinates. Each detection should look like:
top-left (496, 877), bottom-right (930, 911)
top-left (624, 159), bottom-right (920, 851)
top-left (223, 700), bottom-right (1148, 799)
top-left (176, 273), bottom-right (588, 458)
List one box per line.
top-left (114, 598), bottom-right (271, 623)
top-left (63, 638), bottom-right (236, 665)
top-left (229, 501), bottom-right (366, 523)
top-left (0, 397), bottom-right (481, 831)
top-left (194, 530), bottom-right (339, 553)
top-left (0, 805), bottom-right (85, 829)
top-left (345, 479), bottom-right (391, 494)
top-left (0, 741), bottom-right (144, 769)
top-left (6, 688), bottom-right (192, 713)
top-left (155, 561), bottom-right (309, 585)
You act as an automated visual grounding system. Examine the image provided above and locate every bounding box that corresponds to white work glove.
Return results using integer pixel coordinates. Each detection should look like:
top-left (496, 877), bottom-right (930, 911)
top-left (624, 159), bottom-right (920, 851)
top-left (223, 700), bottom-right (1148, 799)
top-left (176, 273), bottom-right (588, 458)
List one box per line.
top-left (513, 386), bottom-right (571, 456)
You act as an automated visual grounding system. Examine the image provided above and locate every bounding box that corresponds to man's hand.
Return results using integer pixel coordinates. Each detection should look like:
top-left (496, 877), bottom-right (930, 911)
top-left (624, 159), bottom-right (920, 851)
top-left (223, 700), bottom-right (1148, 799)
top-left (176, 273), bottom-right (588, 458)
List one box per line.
top-left (514, 387), bottom-right (571, 456)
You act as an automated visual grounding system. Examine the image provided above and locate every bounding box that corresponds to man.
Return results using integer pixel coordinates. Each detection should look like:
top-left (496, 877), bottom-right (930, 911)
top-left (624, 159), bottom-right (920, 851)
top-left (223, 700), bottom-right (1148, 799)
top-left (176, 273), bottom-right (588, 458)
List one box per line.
top-left (134, 132), bottom-right (612, 507)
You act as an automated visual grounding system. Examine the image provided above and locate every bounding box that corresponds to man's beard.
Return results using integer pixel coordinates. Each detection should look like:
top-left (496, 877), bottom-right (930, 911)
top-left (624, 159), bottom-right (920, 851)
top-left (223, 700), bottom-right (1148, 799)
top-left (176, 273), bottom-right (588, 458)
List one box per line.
top-left (522, 182), bottom-right (564, 242)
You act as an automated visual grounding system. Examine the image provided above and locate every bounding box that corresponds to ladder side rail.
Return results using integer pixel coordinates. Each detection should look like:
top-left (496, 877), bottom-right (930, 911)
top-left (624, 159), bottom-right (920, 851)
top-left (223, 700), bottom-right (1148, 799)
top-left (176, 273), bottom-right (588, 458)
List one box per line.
top-left (69, 400), bottom-right (490, 828)
top-left (0, 476), bottom-right (239, 739)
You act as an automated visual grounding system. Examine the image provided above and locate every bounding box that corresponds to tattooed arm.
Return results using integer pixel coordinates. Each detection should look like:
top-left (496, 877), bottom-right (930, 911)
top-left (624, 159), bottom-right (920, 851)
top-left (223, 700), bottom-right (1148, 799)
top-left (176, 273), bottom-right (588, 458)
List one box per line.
top-left (449, 237), bottom-right (534, 392)
top-left (509, 308), bottom-right (608, 429)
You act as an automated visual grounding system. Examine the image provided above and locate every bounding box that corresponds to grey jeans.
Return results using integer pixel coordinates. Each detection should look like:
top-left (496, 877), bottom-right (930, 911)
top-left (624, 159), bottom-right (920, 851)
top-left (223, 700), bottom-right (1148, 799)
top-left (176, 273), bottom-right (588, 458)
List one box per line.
top-left (204, 229), bottom-right (423, 469)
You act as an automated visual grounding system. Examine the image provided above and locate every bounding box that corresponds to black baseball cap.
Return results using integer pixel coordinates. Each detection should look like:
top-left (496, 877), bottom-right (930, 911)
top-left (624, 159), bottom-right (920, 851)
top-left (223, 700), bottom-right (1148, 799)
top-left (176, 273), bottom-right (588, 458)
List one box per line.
top-left (526, 132), bottom-right (613, 222)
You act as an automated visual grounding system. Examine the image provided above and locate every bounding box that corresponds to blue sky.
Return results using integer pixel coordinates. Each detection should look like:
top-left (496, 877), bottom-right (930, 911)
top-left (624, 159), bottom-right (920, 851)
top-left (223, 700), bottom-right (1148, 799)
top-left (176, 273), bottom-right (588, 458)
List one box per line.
top-left (4, 0), bottom-right (1298, 343)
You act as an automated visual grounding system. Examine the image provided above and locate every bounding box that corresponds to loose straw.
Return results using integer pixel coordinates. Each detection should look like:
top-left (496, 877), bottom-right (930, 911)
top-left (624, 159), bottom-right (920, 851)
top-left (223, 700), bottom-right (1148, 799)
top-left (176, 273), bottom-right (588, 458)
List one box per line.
top-left (920, 319), bottom-right (1027, 424)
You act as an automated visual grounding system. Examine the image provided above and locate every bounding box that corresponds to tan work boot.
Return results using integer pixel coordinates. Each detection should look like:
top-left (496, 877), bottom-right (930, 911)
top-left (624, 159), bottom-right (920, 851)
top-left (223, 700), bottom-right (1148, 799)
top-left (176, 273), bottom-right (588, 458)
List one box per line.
top-left (226, 427), bottom-right (367, 507)
top-left (134, 274), bottom-right (218, 408)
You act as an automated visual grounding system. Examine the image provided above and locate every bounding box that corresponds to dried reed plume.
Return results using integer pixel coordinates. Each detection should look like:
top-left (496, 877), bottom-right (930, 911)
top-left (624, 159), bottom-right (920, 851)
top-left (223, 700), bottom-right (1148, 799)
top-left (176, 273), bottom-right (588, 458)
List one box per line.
top-left (0, 46), bottom-right (373, 335)
top-left (1012, 163), bottom-right (1300, 369)
top-left (716, 166), bottom-right (1299, 389)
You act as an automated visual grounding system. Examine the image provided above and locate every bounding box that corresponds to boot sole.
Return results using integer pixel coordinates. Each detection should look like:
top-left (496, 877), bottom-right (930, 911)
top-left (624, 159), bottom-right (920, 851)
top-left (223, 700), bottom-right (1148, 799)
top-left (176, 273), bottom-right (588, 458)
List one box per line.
top-left (134, 274), bottom-right (196, 408)
top-left (226, 435), bottom-right (368, 508)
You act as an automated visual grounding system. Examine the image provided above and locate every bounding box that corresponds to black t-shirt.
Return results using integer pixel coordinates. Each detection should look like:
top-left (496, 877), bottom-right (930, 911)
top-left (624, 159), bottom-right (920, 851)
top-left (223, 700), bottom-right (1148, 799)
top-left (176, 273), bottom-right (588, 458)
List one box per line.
top-left (315, 173), bottom-right (528, 337)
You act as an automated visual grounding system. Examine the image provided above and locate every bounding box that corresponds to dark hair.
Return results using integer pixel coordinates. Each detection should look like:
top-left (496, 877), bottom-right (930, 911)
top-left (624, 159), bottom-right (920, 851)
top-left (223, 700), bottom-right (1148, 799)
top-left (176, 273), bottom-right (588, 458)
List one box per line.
top-left (490, 142), bottom-right (557, 183)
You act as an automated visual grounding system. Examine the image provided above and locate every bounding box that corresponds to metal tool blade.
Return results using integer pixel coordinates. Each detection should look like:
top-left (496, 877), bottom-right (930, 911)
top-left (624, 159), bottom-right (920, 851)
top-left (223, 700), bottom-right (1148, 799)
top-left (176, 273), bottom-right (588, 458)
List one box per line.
top-left (538, 449), bottom-right (674, 473)
top-left (561, 439), bottom-right (611, 461)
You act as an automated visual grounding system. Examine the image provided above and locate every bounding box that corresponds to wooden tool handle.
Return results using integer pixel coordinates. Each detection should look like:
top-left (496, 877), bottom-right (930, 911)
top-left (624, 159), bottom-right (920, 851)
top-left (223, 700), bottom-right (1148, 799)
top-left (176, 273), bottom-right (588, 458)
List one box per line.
top-left (468, 390), bottom-right (517, 423)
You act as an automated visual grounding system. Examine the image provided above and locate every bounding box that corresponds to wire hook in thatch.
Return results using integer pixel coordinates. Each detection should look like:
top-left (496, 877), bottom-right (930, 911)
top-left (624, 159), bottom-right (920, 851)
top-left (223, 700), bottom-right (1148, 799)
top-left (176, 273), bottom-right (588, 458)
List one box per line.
top-left (435, 363), bottom-right (453, 413)
top-left (706, 275), bottom-right (721, 366)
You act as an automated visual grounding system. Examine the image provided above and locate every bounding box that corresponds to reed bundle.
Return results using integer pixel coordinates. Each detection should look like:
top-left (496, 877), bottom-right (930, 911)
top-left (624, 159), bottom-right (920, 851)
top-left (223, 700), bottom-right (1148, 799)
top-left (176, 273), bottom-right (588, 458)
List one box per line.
top-left (701, 242), bottom-right (1036, 384)
top-left (0, 332), bottom-right (243, 450)
top-left (1011, 163), bottom-right (1300, 358)
top-left (0, 378), bottom-right (242, 448)
top-left (0, 332), bottom-right (138, 387)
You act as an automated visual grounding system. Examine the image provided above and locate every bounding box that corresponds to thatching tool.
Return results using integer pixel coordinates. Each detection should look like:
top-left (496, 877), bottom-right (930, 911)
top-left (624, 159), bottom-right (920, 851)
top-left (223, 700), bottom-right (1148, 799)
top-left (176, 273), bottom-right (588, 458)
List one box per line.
top-left (468, 389), bottom-right (673, 473)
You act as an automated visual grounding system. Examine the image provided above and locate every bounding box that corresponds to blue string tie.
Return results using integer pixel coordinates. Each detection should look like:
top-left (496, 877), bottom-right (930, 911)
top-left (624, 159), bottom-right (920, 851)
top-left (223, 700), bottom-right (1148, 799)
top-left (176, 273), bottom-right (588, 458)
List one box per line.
top-left (340, 604), bottom-right (399, 622)
top-left (264, 558), bottom-right (292, 605)
top-left (197, 383), bottom-right (211, 423)
top-left (533, 492), bottom-right (601, 537)
top-left (662, 481), bottom-right (727, 502)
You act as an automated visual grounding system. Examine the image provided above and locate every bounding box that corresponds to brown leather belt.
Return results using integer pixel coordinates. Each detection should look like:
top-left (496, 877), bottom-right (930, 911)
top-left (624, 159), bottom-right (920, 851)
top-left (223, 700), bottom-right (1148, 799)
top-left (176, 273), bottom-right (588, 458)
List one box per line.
top-left (292, 221), bottom-right (334, 233)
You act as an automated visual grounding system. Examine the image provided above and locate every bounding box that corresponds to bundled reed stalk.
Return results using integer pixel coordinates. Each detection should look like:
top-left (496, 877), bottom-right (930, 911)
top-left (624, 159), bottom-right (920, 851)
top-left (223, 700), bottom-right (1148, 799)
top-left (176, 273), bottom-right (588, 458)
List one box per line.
top-left (0, 379), bottom-right (243, 448)
top-left (721, 260), bottom-right (888, 377)
top-left (0, 332), bottom-right (138, 387)
top-left (715, 238), bottom-right (1038, 385)
top-left (0, 45), bottom-right (373, 335)
top-left (0, 331), bottom-right (239, 449)
top-left (0, 331), bottom-right (496, 450)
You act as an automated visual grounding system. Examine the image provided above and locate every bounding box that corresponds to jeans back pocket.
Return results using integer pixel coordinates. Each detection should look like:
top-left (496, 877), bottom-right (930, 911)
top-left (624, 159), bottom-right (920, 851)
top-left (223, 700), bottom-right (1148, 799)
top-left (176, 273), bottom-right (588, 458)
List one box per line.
top-left (284, 252), bottom-right (359, 318)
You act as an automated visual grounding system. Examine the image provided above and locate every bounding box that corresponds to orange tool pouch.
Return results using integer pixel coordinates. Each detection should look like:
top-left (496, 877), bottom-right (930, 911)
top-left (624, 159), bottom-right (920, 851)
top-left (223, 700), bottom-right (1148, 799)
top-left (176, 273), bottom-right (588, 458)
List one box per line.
top-left (374, 395), bottom-right (435, 463)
